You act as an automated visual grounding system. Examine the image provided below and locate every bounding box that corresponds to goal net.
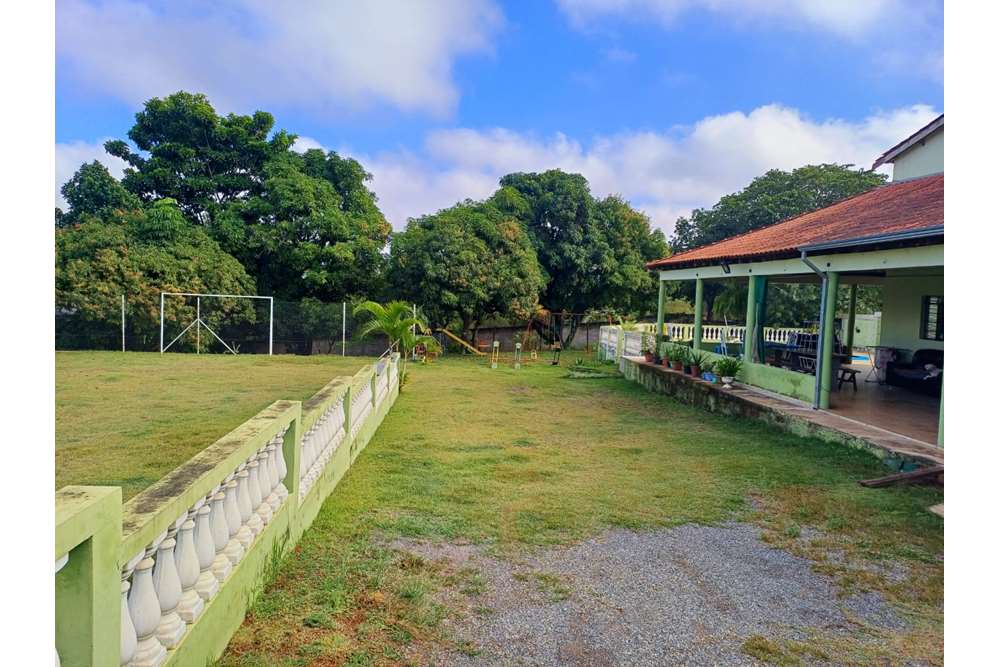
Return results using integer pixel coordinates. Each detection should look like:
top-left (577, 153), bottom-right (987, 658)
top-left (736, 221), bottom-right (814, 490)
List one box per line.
top-left (159, 292), bottom-right (274, 355)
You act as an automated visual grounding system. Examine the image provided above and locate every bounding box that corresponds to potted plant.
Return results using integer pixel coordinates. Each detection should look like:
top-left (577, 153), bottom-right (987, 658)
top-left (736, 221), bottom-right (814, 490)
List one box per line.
top-left (642, 333), bottom-right (655, 363)
top-left (689, 350), bottom-right (707, 377)
top-left (670, 345), bottom-right (685, 372)
top-left (714, 356), bottom-right (743, 389)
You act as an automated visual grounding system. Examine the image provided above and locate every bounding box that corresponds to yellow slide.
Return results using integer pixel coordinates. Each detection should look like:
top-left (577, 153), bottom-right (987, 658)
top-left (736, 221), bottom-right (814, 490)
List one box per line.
top-left (437, 329), bottom-right (486, 355)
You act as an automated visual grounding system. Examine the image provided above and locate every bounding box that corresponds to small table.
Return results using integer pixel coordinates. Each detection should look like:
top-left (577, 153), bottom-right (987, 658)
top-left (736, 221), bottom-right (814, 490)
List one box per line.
top-left (837, 367), bottom-right (860, 391)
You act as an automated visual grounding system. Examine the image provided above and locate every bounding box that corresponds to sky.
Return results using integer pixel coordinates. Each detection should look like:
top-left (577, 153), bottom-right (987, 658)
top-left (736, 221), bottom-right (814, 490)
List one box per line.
top-left (55, 0), bottom-right (944, 237)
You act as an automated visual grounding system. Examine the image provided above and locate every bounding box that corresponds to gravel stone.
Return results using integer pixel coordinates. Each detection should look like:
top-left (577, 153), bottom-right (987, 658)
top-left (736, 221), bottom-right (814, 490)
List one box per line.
top-left (394, 523), bottom-right (907, 666)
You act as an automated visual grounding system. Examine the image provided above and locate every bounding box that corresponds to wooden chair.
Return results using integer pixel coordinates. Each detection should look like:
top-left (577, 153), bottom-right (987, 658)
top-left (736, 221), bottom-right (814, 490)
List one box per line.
top-left (837, 367), bottom-right (860, 392)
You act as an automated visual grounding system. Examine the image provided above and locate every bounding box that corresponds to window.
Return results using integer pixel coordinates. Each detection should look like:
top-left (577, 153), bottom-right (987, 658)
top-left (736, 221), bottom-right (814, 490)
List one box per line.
top-left (920, 296), bottom-right (943, 341)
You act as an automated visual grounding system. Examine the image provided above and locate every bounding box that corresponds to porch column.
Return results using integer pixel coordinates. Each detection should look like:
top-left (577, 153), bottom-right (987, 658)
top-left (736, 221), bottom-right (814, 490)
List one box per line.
top-left (693, 278), bottom-right (704, 351)
top-left (743, 276), bottom-right (756, 362)
top-left (937, 380), bottom-right (944, 447)
top-left (655, 278), bottom-right (666, 351)
top-left (844, 284), bottom-right (858, 354)
top-left (819, 271), bottom-right (841, 409)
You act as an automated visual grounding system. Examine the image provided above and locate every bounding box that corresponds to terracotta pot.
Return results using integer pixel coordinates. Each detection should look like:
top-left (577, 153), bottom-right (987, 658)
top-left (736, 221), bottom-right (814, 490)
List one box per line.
top-left (661, 357), bottom-right (670, 367)
top-left (643, 351), bottom-right (654, 362)
top-left (691, 364), bottom-right (701, 377)
top-left (672, 360), bottom-right (682, 371)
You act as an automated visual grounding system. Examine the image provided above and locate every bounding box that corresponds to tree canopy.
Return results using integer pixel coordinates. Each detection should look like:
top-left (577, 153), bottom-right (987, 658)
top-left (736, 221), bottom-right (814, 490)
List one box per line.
top-left (495, 170), bottom-right (667, 344)
top-left (57, 161), bottom-right (141, 229)
top-left (56, 199), bottom-right (255, 348)
top-left (59, 91), bottom-right (391, 307)
top-left (388, 199), bottom-right (544, 339)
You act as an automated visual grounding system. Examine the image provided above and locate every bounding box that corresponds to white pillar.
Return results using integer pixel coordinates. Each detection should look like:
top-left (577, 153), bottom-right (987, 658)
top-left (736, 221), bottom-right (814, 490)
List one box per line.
top-left (127, 558), bottom-right (167, 667)
top-left (223, 480), bottom-right (246, 565)
top-left (253, 456), bottom-right (274, 525)
top-left (209, 493), bottom-right (233, 582)
top-left (151, 538), bottom-right (185, 648)
top-left (246, 462), bottom-right (265, 534)
top-left (234, 470), bottom-right (256, 548)
top-left (174, 519), bottom-right (204, 623)
top-left (192, 505), bottom-right (219, 601)
top-left (120, 580), bottom-right (137, 665)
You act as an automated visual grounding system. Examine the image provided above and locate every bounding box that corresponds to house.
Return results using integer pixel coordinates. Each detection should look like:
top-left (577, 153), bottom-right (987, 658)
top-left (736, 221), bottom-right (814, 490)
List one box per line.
top-left (646, 115), bottom-right (944, 446)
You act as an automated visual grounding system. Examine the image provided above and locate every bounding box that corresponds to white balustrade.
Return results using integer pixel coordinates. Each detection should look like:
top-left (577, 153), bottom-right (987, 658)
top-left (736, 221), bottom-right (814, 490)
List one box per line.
top-left (127, 558), bottom-right (167, 667)
top-left (252, 456), bottom-right (274, 525)
top-left (222, 480), bottom-right (245, 566)
top-left (120, 580), bottom-right (136, 665)
top-left (234, 470), bottom-right (256, 547)
top-left (246, 462), bottom-right (265, 534)
top-left (209, 493), bottom-right (233, 581)
top-left (174, 519), bottom-right (204, 623)
top-left (151, 536), bottom-right (185, 648)
top-left (193, 505), bottom-right (219, 600)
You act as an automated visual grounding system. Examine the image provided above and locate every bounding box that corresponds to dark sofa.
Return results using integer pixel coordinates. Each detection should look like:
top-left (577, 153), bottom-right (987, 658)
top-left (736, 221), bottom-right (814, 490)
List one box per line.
top-left (886, 349), bottom-right (943, 397)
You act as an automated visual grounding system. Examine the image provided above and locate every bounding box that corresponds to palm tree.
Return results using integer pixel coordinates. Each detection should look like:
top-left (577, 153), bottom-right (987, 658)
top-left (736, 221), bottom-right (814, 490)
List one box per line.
top-left (353, 300), bottom-right (438, 387)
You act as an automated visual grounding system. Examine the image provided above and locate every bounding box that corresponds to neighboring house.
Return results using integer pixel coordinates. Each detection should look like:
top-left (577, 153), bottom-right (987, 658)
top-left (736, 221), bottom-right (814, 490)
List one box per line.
top-left (646, 115), bottom-right (944, 446)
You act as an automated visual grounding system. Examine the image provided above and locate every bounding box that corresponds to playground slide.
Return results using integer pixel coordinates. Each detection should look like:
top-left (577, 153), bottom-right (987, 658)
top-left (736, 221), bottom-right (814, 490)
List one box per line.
top-left (437, 329), bottom-right (486, 355)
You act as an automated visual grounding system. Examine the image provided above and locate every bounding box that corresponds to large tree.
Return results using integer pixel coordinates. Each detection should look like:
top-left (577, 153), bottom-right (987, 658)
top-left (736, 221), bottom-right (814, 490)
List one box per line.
top-left (388, 199), bottom-right (544, 341)
top-left (671, 164), bottom-right (887, 320)
top-left (105, 91), bottom-right (293, 223)
top-left (56, 199), bottom-right (255, 349)
top-left (56, 161), bottom-right (141, 228)
top-left (91, 91), bottom-right (390, 301)
top-left (495, 171), bottom-right (667, 345)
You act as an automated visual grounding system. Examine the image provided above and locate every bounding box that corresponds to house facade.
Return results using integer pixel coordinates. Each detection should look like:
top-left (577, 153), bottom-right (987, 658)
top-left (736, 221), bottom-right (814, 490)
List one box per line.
top-left (647, 115), bottom-right (944, 446)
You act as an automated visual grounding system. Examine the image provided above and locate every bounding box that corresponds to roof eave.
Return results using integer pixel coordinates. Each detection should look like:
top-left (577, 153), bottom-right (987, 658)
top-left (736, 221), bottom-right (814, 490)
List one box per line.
top-left (872, 114), bottom-right (944, 169)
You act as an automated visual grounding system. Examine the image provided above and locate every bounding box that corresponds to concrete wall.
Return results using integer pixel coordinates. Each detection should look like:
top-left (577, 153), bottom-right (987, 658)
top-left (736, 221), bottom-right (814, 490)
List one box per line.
top-left (892, 127), bottom-right (944, 180)
top-left (880, 269), bottom-right (944, 356)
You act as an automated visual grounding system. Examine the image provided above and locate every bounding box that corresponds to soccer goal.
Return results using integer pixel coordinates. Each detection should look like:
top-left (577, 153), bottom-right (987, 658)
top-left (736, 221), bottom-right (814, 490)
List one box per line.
top-left (159, 292), bottom-right (274, 355)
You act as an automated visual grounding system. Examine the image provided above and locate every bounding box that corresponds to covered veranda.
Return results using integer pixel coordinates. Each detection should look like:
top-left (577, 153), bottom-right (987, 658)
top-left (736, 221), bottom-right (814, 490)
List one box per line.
top-left (651, 240), bottom-right (943, 448)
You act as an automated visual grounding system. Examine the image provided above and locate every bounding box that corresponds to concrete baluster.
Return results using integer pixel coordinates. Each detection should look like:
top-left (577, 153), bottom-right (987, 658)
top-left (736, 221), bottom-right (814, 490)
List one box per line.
top-left (120, 579), bottom-right (137, 665)
top-left (151, 538), bottom-right (185, 648)
top-left (246, 461), bottom-right (266, 530)
top-left (192, 505), bottom-right (219, 600)
top-left (209, 493), bottom-right (233, 582)
top-left (234, 470), bottom-right (257, 546)
top-left (223, 479), bottom-right (245, 565)
top-left (174, 519), bottom-right (204, 623)
top-left (264, 446), bottom-right (281, 511)
top-left (127, 558), bottom-right (167, 667)
top-left (254, 455), bottom-right (274, 524)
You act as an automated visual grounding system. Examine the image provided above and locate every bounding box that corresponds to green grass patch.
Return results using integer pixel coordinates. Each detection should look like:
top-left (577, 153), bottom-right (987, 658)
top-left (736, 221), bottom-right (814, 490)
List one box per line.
top-left (56, 351), bottom-right (369, 499)
top-left (198, 354), bottom-right (939, 665)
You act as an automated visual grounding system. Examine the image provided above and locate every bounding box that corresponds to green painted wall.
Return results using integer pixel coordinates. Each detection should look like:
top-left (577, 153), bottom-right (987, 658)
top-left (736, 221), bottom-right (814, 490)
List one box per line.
top-left (880, 268), bottom-right (944, 355)
top-left (843, 313), bottom-right (881, 349)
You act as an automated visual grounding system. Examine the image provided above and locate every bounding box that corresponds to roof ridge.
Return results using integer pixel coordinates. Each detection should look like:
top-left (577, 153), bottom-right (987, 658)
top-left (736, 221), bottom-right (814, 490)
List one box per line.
top-left (649, 173), bottom-right (942, 269)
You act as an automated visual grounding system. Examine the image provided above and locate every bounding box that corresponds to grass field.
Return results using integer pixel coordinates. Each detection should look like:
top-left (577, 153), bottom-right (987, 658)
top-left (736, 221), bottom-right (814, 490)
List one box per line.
top-left (218, 356), bottom-right (944, 666)
top-left (56, 351), bottom-right (371, 499)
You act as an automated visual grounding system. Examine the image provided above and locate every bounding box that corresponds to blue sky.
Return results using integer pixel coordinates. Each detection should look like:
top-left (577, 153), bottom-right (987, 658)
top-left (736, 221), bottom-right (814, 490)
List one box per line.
top-left (55, 0), bottom-right (943, 234)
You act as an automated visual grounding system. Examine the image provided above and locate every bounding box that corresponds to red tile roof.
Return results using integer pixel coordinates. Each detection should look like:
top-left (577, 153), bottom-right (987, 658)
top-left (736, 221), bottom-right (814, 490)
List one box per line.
top-left (647, 174), bottom-right (943, 270)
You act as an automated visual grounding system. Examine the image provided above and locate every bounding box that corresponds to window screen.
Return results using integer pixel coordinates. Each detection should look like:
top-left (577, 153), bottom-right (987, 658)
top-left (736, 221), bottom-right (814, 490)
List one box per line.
top-left (920, 296), bottom-right (943, 341)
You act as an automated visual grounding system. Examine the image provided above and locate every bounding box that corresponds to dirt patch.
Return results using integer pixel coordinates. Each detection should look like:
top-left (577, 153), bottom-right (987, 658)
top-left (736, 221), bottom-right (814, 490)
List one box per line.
top-left (389, 524), bottom-right (908, 666)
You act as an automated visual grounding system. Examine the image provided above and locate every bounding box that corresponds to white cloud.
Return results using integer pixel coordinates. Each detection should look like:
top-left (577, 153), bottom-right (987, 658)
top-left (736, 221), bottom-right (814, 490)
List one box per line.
top-left (57, 0), bottom-right (503, 116)
top-left (54, 139), bottom-right (128, 209)
top-left (350, 104), bottom-right (940, 236)
top-left (290, 136), bottom-right (326, 153)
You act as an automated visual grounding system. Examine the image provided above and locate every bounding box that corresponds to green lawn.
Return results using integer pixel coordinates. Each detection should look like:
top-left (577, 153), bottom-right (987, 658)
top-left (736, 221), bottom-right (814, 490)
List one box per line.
top-left (56, 351), bottom-right (371, 499)
top-left (219, 356), bottom-right (944, 666)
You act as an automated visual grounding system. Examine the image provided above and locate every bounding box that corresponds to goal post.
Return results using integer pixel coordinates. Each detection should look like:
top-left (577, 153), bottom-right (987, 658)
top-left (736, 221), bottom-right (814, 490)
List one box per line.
top-left (159, 292), bottom-right (274, 355)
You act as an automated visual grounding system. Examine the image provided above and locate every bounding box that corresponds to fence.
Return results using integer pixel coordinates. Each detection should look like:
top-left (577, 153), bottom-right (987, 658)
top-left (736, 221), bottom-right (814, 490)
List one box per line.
top-left (598, 323), bottom-right (806, 362)
top-left (55, 353), bottom-right (401, 667)
top-left (55, 293), bottom-right (391, 356)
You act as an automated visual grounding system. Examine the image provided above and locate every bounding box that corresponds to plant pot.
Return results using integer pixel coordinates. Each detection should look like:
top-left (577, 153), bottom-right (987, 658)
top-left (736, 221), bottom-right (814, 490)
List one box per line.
top-left (672, 361), bottom-right (682, 371)
top-left (691, 364), bottom-right (701, 377)
top-left (643, 352), bottom-right (654, 362)
top-left (721, 376), bottom-right (735, 389)
top-left (661, 357), bottom-right (670, 367)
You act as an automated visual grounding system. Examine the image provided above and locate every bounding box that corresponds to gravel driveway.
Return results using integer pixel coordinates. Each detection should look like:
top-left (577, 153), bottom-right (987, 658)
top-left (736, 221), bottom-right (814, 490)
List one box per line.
top-left (393, 523), bottom-right (906, 666)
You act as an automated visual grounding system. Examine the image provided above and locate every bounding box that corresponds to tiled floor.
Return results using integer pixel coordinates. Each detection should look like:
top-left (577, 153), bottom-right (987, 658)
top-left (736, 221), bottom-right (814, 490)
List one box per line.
top-left (827, 363), bottom-right (941, 445)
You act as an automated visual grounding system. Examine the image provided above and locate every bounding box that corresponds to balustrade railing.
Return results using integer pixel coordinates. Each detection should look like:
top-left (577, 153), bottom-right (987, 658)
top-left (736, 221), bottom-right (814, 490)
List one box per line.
top-left (599, 322), bottom-right (805, 362)
top-left (56, 354), bottom-right (402, 667)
